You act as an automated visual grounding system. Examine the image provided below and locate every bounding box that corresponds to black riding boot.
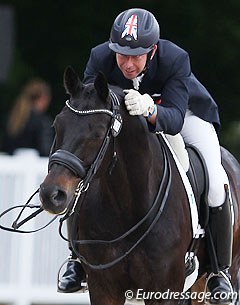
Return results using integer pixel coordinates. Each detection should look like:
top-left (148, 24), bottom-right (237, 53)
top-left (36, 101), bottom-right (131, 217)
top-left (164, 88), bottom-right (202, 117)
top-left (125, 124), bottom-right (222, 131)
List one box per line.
top-left (58, 252), bottom-right (86, 293)
top-left (207, 187), bottom-right (233, 304)
top-left (58, 215), bottom-right (86, 293)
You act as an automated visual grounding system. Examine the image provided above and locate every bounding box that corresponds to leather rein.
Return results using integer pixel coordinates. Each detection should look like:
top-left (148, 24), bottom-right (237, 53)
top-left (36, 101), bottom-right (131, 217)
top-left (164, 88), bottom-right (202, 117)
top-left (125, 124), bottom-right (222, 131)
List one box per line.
top-left (0, 90), bottom-right (172, 270)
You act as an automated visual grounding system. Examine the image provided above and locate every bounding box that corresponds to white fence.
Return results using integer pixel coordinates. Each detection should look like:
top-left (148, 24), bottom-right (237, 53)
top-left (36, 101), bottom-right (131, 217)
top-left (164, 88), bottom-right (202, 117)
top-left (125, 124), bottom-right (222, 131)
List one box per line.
top-left (0, 150), bottom-right (90, 305)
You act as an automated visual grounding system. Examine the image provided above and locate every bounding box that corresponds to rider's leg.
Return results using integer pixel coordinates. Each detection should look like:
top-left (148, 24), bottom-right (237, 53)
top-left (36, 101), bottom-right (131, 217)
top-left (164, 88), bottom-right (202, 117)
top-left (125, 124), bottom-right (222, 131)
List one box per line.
top-left (207, 187), bottom-right (233, 302)
top-left (58, 215), bottom-right (86, 293)
top-left (181, 110), bottom-right (233, 304)
top-left (165, 133), bottom-right (189, 172)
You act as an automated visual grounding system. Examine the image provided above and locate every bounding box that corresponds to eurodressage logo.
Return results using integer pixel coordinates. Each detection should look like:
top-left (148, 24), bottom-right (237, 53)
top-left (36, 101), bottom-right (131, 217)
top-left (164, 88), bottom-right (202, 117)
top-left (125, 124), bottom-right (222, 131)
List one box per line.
top-left (121, 14), bottom-right (138, 40)
top-left (125, 289), bottom-right (239, 303)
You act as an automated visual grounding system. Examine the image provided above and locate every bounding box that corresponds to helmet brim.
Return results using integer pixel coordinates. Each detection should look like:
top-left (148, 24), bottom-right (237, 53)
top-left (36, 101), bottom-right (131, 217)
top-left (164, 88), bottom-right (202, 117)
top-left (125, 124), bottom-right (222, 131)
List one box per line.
top-left (109, 41), bottom-right (153, 56)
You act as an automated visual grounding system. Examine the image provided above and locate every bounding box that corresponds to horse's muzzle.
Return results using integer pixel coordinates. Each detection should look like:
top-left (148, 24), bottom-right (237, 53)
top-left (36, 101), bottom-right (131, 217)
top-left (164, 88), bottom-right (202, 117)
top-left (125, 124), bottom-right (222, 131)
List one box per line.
top-left (39, 183), bottom-right (69, 215)
top-left (40, 149), bottom-right (86, 214)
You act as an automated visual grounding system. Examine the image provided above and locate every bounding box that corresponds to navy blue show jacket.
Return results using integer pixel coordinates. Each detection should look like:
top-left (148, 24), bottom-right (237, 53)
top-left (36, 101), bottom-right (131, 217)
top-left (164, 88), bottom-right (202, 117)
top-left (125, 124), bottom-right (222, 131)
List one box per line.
top-left (83, 40), bottom-right (220, 135)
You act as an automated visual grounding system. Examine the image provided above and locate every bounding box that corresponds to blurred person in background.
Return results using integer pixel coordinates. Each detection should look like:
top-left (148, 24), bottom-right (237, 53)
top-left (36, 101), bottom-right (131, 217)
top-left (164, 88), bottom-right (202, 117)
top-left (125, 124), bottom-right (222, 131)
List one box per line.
top-left (1, 78), bottom-right (54, 156)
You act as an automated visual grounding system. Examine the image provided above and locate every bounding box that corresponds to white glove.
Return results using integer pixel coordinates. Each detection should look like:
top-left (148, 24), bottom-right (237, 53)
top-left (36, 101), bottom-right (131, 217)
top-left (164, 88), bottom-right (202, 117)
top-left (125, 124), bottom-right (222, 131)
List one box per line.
top-left (124, 89), bottom-right (155, 117)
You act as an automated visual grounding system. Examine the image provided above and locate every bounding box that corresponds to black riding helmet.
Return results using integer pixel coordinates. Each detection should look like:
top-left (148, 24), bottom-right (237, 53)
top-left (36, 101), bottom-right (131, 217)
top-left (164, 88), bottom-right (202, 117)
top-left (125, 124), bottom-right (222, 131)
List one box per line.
top-left (109, 8), bottom-right (160, 56)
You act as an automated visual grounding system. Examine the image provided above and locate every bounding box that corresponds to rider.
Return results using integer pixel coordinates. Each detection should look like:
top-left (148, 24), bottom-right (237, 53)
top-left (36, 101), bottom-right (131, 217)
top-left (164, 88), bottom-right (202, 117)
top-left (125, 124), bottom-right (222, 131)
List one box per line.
top-left (58, 8), bottom-right (233, 303)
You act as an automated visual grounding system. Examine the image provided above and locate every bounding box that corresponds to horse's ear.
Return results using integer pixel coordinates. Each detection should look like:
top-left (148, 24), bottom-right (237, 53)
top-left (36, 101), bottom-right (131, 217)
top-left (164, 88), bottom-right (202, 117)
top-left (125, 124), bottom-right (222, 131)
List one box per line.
top-left (94, 72), bottom-right (109, 101)
top-left (64, 66), bottom-right (84, 96)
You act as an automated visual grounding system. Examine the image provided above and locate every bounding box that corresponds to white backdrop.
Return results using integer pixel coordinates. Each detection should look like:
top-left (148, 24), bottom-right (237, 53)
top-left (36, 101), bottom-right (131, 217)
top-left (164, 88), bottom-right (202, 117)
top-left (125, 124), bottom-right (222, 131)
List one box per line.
top-left (0, 150), bottom-right (90, 305)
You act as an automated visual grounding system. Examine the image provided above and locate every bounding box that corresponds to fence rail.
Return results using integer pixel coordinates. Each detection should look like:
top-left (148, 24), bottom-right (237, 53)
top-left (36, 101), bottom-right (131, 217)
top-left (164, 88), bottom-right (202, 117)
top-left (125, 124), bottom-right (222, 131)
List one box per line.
top-left (0, 150), bottom-right (90, 305)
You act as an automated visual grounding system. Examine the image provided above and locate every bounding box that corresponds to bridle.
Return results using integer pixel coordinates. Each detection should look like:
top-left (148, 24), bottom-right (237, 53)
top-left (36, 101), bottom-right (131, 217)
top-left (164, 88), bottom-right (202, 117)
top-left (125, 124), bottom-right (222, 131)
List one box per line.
top-left (0, 88), bottom-right (172, 271)
top-left (0, 90), bottom-right (122, 233)
top-left (48, 88), bottom-right (172, 270)
top-left (48, 90), bottom-right (123, 216)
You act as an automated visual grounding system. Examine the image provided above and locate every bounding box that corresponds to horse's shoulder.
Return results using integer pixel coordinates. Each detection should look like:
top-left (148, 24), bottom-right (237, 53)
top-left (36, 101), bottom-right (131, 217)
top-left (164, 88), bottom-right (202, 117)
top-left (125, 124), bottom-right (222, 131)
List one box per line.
top-left (221, 146), bottom-right (240, 171)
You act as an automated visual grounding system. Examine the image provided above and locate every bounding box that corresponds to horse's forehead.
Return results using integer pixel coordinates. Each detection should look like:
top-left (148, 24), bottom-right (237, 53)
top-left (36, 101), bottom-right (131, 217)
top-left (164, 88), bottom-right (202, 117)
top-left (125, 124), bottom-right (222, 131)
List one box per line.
top-left (78, 85), bottom-right (96, 103)
top-left (83, 83), bottom-right (95, 95)
top-left (81, 83), bottom-right (111, 106)
top-left (54, 87), bottom-right (108, 126)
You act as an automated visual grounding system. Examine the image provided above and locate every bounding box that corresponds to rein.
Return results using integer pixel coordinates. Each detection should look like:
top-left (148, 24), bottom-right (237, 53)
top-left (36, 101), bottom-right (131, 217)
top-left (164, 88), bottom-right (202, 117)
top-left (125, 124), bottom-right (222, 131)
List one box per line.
top-left (0, 88), bottom-right (173, 271)
top-left (51, 88), bottom-right (172, 269)
top-left (64, 134), bottom-right (172, 270)
top-left (0, 189), bottom-right (58, 233)
top-left (0, 91), bottom-right (122, 235)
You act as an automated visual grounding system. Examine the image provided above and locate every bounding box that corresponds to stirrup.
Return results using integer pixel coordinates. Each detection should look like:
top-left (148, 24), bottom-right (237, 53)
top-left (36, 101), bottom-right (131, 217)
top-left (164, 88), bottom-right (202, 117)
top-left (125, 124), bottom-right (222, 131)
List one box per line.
top-left (204, 270), bottom-right (234, 304)
top-left (206, 270), bottom-right (233, 291)
top-left (57, 255), bottom-right (88, 293)
top-left (57, 256), bottom-right (81, 284)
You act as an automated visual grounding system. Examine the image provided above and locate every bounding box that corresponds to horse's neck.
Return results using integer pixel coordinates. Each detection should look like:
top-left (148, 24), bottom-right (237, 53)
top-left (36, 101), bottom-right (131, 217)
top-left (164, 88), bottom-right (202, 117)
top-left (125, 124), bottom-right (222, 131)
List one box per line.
top-left (101, 121), bottom-right (164, 212)
top-left (117, 115), bottom-right (162, 167)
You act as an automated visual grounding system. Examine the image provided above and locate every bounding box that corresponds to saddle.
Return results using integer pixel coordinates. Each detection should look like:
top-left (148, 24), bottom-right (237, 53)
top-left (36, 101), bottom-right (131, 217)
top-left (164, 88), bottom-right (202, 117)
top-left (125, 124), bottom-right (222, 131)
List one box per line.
top-left (186, 145), bottom-right (209, 229)
top-left (183, 145), bottom-right (210, 291)
top-left (163, 132), bottom-right (209, 229)
top-left (161, 134), bottom-right (229, 292)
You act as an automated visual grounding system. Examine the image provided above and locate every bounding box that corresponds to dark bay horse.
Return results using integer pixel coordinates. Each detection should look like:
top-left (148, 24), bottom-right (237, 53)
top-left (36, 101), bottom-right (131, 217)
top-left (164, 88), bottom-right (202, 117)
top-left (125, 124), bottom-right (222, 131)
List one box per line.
top-left (39, 66), bottom-right (240, 305)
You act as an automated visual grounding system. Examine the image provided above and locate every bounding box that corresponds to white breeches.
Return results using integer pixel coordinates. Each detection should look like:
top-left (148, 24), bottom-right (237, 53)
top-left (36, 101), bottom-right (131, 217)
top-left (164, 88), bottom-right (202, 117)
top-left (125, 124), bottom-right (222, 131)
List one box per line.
top-left (180, 110), bottom-right (229, 207)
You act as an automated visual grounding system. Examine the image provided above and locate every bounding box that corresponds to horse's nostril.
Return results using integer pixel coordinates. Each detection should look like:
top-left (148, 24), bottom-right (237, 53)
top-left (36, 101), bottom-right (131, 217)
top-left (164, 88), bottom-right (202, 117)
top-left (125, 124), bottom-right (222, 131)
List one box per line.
top-left (40, 185), bottom-right (68, 214)
top-left (51, 189), bottom-right (66, 204)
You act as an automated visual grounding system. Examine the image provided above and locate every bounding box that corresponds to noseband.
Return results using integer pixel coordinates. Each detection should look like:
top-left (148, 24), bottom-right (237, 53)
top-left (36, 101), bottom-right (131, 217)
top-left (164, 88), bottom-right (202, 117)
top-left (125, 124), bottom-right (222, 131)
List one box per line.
top-left (48, 90), bottom-right (122, 203)
top-left (49, 149), bottom-right (87, 177)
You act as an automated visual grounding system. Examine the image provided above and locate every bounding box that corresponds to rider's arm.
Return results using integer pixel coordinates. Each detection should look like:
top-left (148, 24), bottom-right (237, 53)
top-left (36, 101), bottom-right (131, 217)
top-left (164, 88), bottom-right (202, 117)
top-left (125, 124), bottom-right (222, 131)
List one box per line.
top-left (148, 53), bottom-right (191, 135)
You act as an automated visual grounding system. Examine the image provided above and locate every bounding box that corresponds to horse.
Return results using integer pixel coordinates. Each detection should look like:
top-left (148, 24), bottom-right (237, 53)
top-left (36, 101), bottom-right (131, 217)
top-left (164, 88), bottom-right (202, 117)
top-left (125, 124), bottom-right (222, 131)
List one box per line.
top-left (39, 66), bottom-right (240, 305)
